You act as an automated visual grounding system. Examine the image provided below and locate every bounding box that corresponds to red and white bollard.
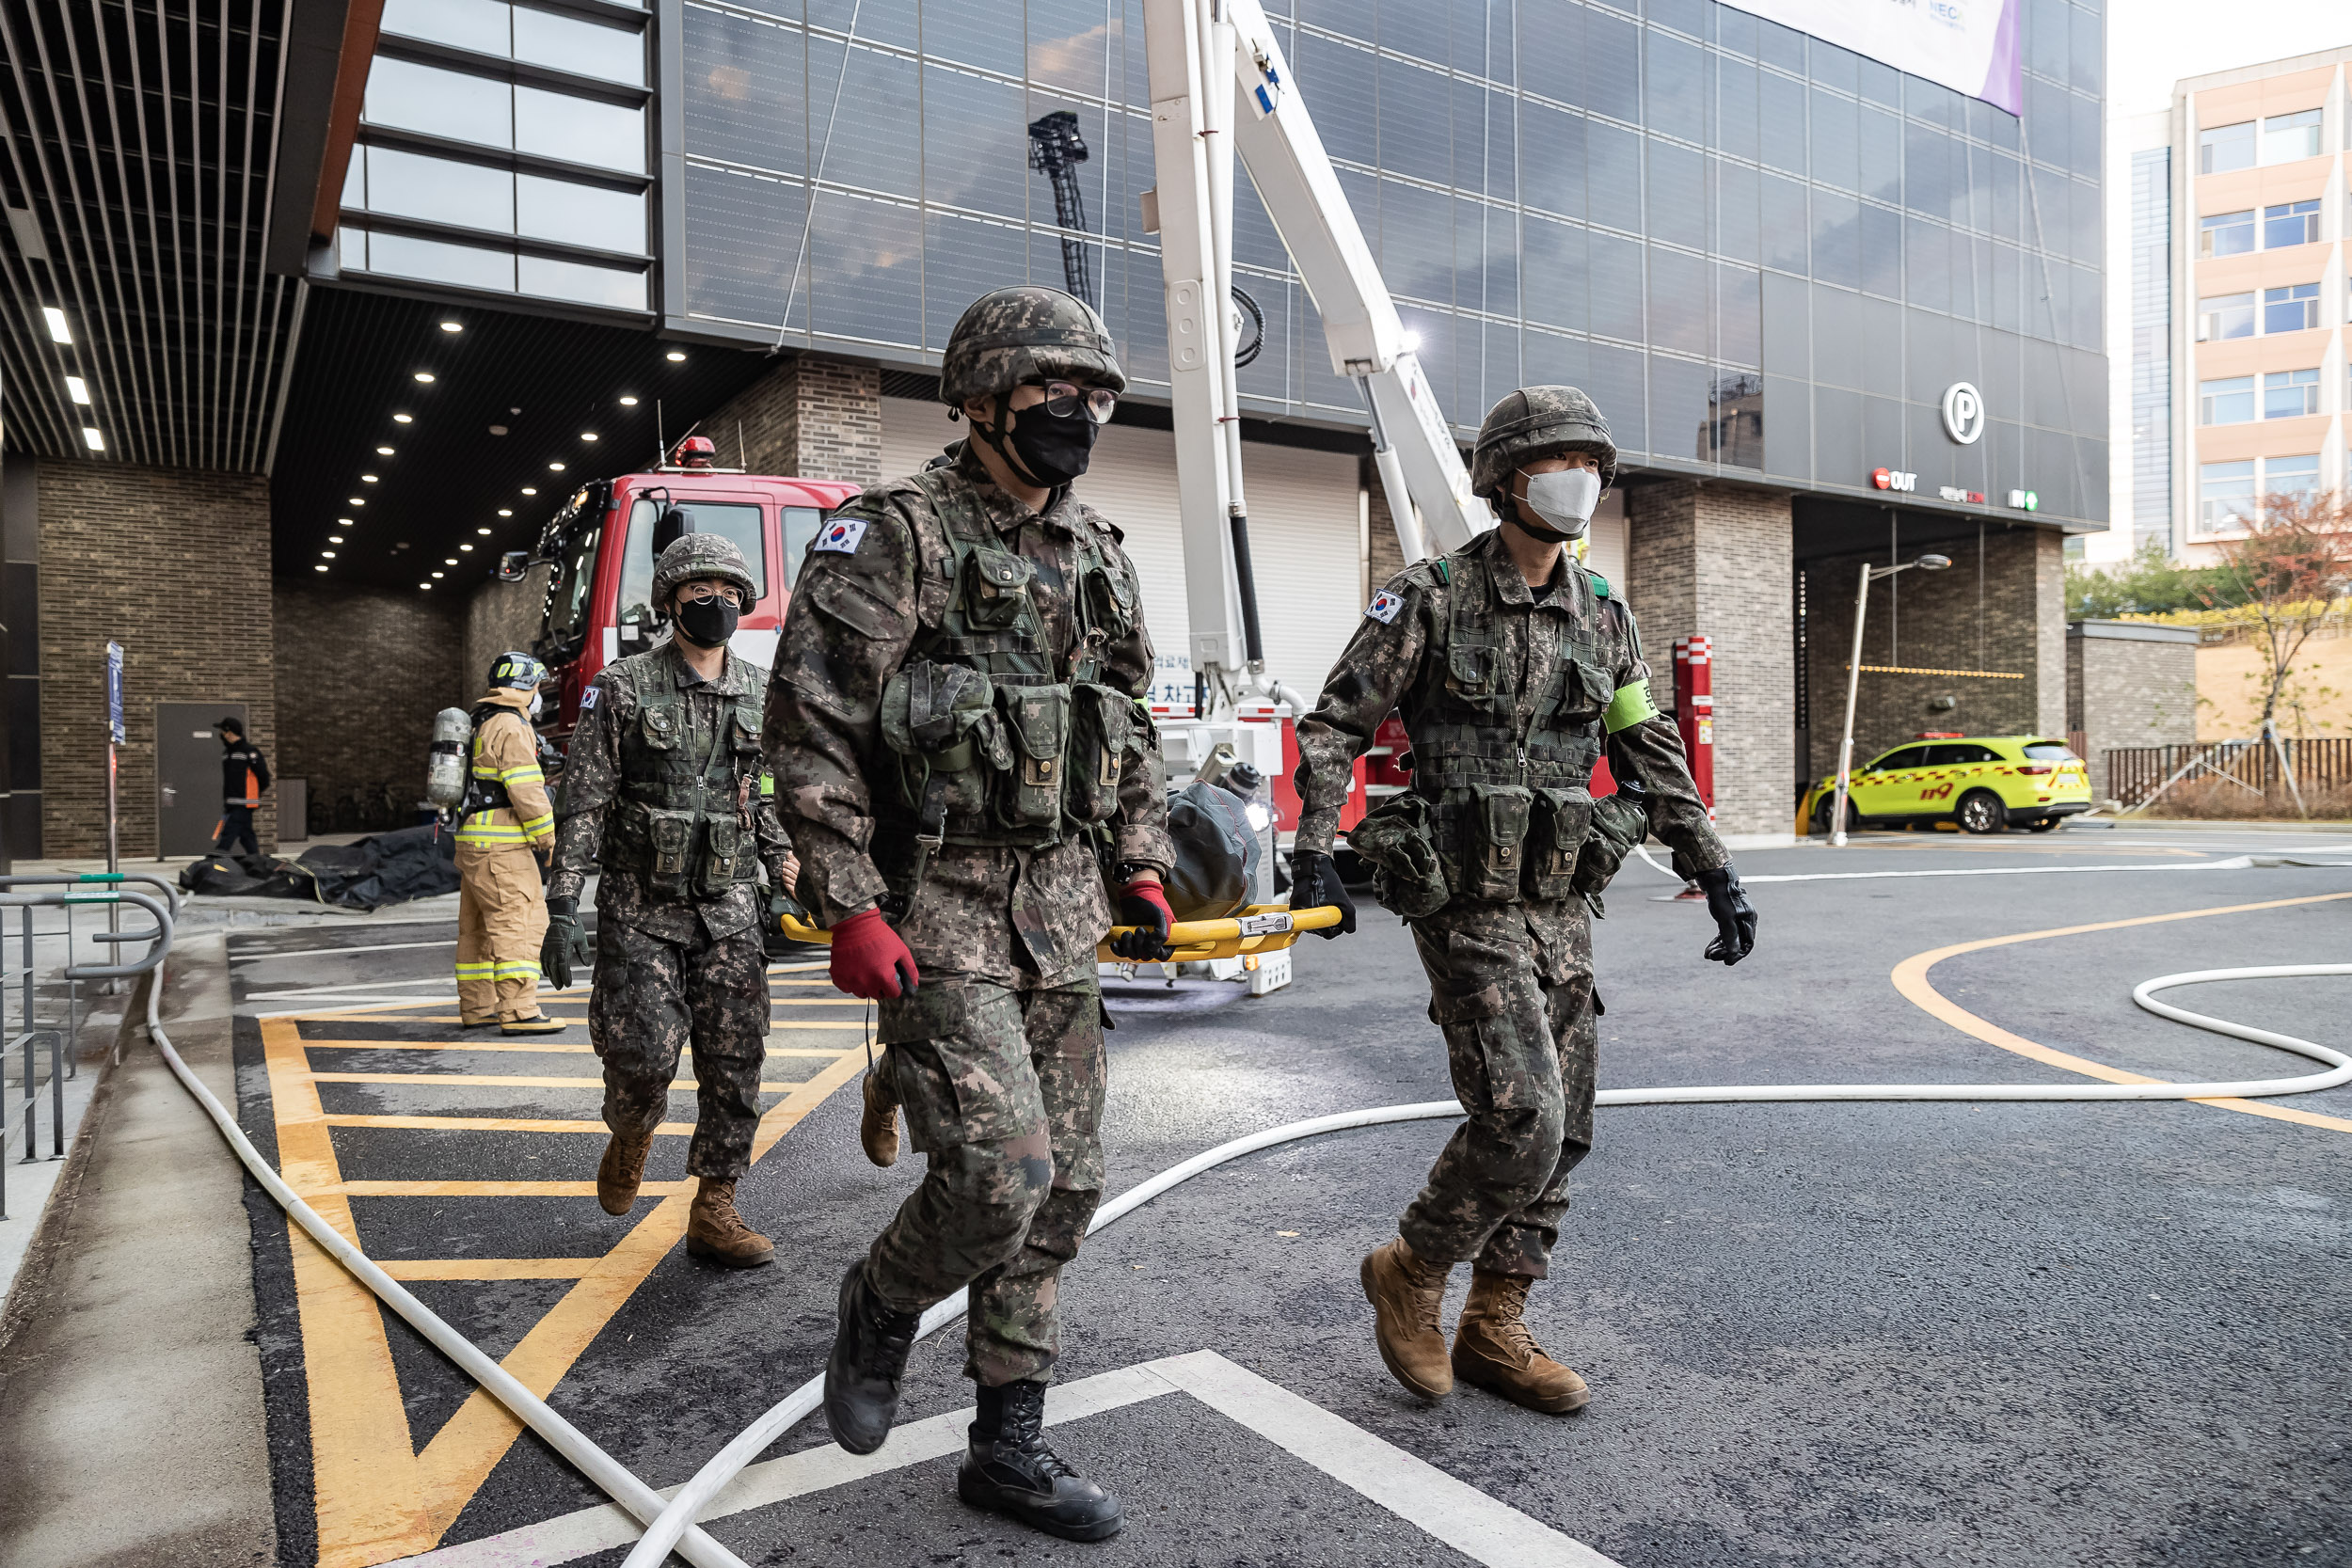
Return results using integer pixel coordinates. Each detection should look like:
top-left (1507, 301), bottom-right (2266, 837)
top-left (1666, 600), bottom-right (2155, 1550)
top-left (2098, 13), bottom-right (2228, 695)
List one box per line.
top-left (1672, 635), bottom-right (1715, 821)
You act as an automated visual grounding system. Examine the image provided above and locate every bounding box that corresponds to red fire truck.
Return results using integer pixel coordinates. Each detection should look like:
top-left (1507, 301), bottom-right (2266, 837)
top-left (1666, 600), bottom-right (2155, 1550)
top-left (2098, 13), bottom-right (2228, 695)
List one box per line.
top-left (503, 436), bottom-right (859, 739)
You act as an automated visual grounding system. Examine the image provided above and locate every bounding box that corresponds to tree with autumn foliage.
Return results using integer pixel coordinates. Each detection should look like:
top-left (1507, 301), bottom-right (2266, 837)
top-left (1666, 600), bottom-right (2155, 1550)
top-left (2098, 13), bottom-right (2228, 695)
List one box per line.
top-left (2203, 488), bottom-right (2352, 731)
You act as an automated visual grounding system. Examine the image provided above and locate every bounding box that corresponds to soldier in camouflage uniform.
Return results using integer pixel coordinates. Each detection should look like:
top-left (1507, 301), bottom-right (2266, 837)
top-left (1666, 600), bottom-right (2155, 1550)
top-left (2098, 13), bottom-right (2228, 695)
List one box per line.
top-left (542, 532), bottom-right (799, 1269)
top-left (768, 286), bottom-right (1173, 1543)
top-left (1291, 386), bottom-right (1757, 1416)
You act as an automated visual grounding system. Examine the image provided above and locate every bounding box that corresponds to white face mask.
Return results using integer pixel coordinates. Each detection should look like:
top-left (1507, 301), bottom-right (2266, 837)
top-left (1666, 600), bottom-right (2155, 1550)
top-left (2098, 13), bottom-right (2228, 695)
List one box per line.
top-left (528, 691), bottom-right (545, 721)
top-left (1518, 467), bottom-right (1603, 539)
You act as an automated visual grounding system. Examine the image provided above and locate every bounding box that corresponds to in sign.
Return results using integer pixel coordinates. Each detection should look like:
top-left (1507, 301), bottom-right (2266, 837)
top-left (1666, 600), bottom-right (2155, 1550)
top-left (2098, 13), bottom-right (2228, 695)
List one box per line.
top-left (1941, 382), bottom-right (1986, 444)
top-left (2008, 488), bottom-right (2039, 512)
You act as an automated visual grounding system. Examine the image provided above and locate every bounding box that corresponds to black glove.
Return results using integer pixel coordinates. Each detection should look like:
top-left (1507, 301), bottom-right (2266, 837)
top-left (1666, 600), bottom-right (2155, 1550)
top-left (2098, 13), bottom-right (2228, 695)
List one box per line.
top-left (1695, 864), bottom-right (1756, 966)
top-left (1290, 850), bottom-right (1357, 940)
top-left (541, 895), bottom-right (592, 990)
top-left (1108, 879), bottom-right (1175, 961)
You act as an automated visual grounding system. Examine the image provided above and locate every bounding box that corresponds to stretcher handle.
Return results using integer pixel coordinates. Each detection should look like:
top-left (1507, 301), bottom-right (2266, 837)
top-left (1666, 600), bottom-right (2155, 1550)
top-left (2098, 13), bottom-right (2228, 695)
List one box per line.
top-left (774, 903), bottom-right (1343, 949)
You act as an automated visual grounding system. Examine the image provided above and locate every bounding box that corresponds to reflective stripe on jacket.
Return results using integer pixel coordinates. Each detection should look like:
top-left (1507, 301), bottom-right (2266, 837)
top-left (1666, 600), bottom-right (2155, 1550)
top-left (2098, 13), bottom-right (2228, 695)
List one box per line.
top-left (456, 699), bottom-right (555, 848)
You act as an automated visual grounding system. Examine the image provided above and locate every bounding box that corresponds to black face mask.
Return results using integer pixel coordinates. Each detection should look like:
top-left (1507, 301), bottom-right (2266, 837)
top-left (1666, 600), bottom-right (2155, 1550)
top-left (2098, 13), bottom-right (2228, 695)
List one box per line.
top-left (675, 597), bottom-right (739, 649)
top-left (1000, 400), bottom-right (1099, 487)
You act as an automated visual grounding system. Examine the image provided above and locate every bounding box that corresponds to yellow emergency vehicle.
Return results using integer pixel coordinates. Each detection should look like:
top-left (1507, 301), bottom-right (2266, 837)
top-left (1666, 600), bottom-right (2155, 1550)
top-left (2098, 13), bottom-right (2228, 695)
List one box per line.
top-left (1805, 736), bottom-right (2092, 835)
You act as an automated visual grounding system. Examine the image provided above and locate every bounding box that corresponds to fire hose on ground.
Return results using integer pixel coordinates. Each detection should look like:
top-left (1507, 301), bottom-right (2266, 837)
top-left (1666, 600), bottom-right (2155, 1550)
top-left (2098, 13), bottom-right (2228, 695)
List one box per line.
top-left (105, 870), bottom-right (2351, 1568)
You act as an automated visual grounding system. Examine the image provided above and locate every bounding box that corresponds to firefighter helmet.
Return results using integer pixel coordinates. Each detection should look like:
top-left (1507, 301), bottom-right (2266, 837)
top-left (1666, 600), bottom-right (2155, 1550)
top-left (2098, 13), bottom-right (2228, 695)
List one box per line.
top-left (486, 651), bottom-right (547, 690)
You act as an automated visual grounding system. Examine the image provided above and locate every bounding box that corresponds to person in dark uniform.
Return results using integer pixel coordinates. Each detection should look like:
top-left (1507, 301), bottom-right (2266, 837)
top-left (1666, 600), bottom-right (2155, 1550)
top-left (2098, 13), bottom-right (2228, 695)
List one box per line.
top-left (214, 717), bottom-right (271, 856)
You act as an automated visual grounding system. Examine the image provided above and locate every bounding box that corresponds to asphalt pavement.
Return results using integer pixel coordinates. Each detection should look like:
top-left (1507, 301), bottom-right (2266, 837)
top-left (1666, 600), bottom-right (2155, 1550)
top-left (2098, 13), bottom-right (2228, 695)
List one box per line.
top-left (218, 824), bottom-right (2352, 1567)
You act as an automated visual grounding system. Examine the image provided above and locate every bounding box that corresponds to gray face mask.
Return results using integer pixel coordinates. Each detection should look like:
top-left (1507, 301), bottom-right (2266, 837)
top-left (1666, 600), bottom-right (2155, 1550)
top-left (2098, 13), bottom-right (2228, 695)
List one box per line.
top-left (1516, 467), bottom-right (1603, 540)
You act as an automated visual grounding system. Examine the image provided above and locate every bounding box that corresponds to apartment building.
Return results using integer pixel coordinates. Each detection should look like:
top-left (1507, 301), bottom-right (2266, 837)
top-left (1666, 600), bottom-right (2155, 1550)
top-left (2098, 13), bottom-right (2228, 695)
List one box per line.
top-left (2135, 49), bottom-right (2352, 561)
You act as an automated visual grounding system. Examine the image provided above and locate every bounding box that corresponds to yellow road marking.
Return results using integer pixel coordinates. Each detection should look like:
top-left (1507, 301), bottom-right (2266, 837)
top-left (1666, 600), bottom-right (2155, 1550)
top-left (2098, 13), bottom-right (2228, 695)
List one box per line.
top-left (1892, 890), bottom-right (2352, 1135)
top-left (262, 982), bottom-right (875, 1562)
top-left (310, 1072), bottom-right (811, 1091)
top-left (322, 1115), bottom-right (701, 1134)
top-left (378, 1259), bottom-right (600, 1280)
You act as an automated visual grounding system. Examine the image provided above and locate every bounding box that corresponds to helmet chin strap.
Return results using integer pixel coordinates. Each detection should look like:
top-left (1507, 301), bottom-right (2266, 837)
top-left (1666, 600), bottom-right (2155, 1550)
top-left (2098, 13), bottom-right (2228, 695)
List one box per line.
top-left (1502, 490), bottom-right (1580, 545)
top-left (971, 393), bottom-right (1053, 490)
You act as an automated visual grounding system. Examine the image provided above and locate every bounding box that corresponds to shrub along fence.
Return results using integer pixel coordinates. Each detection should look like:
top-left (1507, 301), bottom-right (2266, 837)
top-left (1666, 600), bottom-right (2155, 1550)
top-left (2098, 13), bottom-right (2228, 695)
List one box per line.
top-left (2106, 737), bottom-right (2352, 815)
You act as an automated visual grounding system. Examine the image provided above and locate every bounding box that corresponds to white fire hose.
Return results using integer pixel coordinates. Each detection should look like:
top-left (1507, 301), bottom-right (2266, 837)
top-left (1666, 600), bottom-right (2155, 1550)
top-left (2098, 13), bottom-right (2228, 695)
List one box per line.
top-left (133, 879), bottom-right (2349, 1568)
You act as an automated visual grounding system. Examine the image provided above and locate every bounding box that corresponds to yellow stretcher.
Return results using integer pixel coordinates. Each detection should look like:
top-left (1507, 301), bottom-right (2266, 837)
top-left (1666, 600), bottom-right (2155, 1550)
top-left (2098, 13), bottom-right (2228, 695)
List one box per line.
top-left (776, 903), bottom-right (1343, 964)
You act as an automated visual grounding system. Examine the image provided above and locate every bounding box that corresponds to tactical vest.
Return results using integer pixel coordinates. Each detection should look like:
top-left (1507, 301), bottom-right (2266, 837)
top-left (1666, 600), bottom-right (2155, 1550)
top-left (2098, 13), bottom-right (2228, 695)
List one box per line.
top-left (1401, 545), bottom-right (1616, 904)
top-left (875, 460), bottom-right (1149, 869)
top-left (603, 654), bottom-right (766, 899)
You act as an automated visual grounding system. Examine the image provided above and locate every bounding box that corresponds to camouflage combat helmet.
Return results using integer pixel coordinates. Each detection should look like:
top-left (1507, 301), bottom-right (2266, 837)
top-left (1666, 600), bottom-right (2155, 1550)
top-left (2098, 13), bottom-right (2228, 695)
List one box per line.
top-left (1470, 386), bottom-right (1619, 500)
top-left (650, 531), bottom-right (756, 608)
top-left (939, 286), bottom-right (1127, 407)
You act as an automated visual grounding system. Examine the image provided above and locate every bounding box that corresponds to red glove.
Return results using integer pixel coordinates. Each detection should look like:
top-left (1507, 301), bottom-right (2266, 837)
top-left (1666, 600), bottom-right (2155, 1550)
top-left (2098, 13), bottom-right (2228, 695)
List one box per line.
top-left (829, 907), bottom-right (920, 999)
top-left (1109, 879), bottom-right (1175, 961)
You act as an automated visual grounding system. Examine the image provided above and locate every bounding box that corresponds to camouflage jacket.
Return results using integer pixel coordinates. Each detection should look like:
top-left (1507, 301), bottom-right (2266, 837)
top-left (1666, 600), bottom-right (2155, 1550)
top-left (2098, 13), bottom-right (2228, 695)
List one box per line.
top-left (550, 640), bottom-right (793, 943)
top-left (765, 442), bottom-right (1174, 979)
top-left (1295, 527), bottom-right (1726, 878)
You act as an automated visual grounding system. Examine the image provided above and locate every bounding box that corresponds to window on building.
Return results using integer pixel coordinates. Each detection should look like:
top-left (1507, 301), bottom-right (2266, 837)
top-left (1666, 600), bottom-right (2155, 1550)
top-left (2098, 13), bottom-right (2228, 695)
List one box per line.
top-left (2199, 120), bottom-right (2255, 174)
top-left (2199, 209), bottom-right (2254, 257)
top-left (2266, 453), bottom-right (2321, 506)
top-left (2198, 291), bottom-right (2254, 340)
top-left (2264, 199), bottom-right (2320, 247)
top-left (2200, 375), bottom-right (2255, 424)
top-left (2199, 460), bottom-right (2256, 534)
top-left (2263, 368), bottom-right (2320, 419)
top-left (2260, 108), bottom-right (2323, 165)
top-left (2264, 282), bottom-right (2320, 333)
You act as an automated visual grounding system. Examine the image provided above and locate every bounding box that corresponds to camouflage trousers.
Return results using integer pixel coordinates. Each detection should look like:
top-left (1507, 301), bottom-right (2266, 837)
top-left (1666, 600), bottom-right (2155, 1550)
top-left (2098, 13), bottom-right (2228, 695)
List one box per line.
top-left (1398, 896), bottom-right (1597, 1279)
top-left (589, 916), bottom-right (768, 1180)
top-left (866, 974), bottom-right (1105, 1387)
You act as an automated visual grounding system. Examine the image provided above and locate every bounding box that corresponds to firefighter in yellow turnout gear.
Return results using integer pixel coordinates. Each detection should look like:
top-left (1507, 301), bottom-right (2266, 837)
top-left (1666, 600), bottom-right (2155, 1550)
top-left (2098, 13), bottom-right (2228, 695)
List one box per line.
top-left (455, 652), bottom-right (565, 1034)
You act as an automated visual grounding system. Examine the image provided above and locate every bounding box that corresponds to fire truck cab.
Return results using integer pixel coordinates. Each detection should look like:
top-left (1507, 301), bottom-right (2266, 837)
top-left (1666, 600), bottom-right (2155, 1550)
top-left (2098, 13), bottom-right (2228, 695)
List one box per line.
top-left (516, 437), bottom-right (859, 738)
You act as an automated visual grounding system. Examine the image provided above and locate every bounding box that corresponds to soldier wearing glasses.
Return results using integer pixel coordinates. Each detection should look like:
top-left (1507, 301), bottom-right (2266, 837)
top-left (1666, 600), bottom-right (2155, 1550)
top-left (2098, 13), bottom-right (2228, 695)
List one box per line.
top-left (542, 532), bottom-right (799, 1270)
top-left (767, 287), bottom-right (1174, 1542)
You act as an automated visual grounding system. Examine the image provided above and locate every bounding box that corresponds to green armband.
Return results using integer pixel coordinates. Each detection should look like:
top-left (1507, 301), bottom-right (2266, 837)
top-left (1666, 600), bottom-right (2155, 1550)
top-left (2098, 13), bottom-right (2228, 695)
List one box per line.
top-left (759, 771), bottom-right (775, 797)
top-left (1603, 678), bottom-right (1659, 733)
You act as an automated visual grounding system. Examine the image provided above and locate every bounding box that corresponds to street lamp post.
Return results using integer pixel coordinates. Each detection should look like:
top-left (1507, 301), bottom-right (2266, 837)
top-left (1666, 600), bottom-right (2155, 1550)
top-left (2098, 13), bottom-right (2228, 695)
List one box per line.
top-left (1828, 552), bottom-right (1951, 847)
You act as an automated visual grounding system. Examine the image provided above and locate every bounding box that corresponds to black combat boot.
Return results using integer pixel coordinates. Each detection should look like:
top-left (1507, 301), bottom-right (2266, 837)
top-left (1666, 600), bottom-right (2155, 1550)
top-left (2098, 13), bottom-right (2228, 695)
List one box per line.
top-left (822, 1263), bottom-right (921, 1455)
top-left (957, 1379), bottom-right (1123, 1542)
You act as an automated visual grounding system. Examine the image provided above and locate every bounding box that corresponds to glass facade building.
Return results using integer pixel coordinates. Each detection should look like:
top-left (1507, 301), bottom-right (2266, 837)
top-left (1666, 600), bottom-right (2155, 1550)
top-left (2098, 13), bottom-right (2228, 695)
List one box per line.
top-left (335, 0), bottom-right (2110, 531)
top-left (2128, 145), bottom-right (2171, 554)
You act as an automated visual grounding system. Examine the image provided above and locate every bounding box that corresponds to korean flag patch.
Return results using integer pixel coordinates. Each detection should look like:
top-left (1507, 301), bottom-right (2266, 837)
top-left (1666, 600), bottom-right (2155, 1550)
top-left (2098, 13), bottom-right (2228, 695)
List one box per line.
top-left (813, 517), bottom-right (868, 555)
top-left (1364, 589), bottom-right (1405, 625)
top-left (579, 685), bottom-right (600, 711)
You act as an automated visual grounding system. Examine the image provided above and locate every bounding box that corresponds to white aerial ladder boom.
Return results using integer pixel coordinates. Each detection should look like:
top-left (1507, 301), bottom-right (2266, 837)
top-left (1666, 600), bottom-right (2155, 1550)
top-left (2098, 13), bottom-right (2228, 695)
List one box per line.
top-left (1142, 0), bottom-right (1496, 726)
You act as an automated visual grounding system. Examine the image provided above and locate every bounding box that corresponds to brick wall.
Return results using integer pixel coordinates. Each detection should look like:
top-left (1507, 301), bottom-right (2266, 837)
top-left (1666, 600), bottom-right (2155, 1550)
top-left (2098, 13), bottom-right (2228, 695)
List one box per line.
top-left (697, 355), bottom-right (883, 485)
top-left (1363, 456), bottom-right (1409, 590)
top-left (2068, 621), bottom-right (2199, 799)
top-left (1801, 525), bottom-right (2068, 784)
top-left (274, 580), bottom-right (467, 829)
top-left (38, 462), bottom-right (276, 857)
top-left (464, 566), bottom-right (548, 703)
top-left (1625, 480), bottom-right (1795, 836)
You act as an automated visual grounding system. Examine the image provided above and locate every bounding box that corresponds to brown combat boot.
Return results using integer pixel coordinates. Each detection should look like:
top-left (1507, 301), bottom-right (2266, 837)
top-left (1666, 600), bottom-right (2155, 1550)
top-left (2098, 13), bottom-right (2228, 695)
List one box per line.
top-left (596, 1131), bottom-right (653, 1216)
top-left (1452, 1272), bottom-right (1591, 1415)
top-left (860, 1061), bottom-right (899, 1168)
top-left (685, 1178), bottom-right (774, 1268)
top-left (1359, 1238), bottom-right (1453, 1400)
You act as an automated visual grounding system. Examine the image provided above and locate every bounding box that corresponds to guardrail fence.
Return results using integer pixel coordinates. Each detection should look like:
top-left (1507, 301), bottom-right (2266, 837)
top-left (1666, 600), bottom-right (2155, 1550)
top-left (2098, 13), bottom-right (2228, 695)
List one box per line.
top-left (2106, 737), bottom-right (2352, 812)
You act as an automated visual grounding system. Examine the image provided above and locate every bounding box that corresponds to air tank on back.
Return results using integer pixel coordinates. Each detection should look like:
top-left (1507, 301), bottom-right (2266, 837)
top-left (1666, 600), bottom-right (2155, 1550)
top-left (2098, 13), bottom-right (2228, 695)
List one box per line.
top-left (425, 708), bottom-right (474, 810)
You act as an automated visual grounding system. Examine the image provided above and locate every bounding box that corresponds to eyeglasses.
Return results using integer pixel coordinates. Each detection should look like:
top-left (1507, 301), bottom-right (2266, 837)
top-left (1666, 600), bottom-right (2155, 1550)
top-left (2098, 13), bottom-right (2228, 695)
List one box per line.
top-left (1031, 380), bottom-right (1118, 425)
top-left (678, 583), bottom-right (749, 610)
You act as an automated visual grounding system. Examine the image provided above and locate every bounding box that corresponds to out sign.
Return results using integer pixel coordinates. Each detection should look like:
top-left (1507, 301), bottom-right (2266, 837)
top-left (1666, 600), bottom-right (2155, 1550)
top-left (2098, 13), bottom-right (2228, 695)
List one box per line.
top-left (1872, 467), bottom-right (1917, 492)
top-left (1941, 382), bottom-right (1985, 445)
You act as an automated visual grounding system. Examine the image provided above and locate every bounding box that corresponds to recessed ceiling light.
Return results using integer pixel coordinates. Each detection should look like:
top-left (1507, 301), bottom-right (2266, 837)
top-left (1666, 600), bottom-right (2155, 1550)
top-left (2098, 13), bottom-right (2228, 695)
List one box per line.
top-left (315, 563), bottom-right (329, 572)
top-left (439, 320), bottom-right (463, 333)
top-left (521, 486), bottom-right (537, 496)
top-left (420, 581), bottom-right (432, 590)
top-left (489, 424), bottom-right (508, 436)
top-left (321, 550), bottom-right (337, 559)
top-left (349, 497), bottom-right (365, 505)
top-left (328, 535), bottom-right (344, 544)
top-left (376, 445), bottom-right (393, 455)
top-left (580, 432), bottom-right (598, 442)
top-left (459, 543), bottom-right (474, 552)
top-left (666, 350), bottom-right (686, 362)
top-left (619, 395), bottom-right (639, 406)
top-left (498, 508), bottom-right (513, 516)
top-left (65, 374), bottom-right (90, 404)
top-left (431, 571), bottom-right (444, 578)
top-left (548, 462), bottom-right (565, 471)
top-left (393, 412), bottom-right (413, 423)
top-left (360, 474), bottom-right (378, 483)
top-left (44, 307), bottom-right (73, 343)
top-left (82, 426), bottom-right (104, 451)
top-left (338, 517), bottom-right (354, 526)
top-left (477, 526), bottom-right (493, 534)
top-left (443, 557), bottom-right (457, 565)
top-left (414, 371), bottom-right (435, 383)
